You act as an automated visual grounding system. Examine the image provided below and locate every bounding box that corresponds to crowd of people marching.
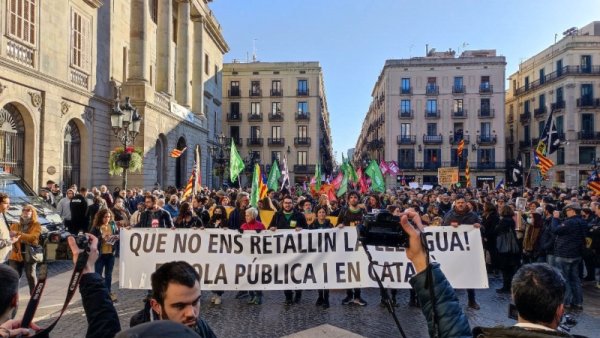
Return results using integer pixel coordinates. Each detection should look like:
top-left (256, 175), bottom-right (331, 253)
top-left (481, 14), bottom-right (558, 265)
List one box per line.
top-left (1, 180), bottom-right (600, 337)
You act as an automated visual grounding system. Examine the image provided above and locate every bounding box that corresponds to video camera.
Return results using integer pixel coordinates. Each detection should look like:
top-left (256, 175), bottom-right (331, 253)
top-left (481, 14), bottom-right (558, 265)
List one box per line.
top-left (358, 209), bottom-right (410, 248)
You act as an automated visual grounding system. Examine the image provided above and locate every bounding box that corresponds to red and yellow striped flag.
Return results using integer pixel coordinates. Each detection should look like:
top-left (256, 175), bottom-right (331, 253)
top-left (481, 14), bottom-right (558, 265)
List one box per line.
top-left (170, 147), bottom-right (187, 158)
top-left (457, 139), bottom-right (465, 159)
top-left (587, 169), bottom-right (600, 195)
top-left (535, 149), bottom-right (554, 175)
top-left (465, 161), bottom-right (471, 187)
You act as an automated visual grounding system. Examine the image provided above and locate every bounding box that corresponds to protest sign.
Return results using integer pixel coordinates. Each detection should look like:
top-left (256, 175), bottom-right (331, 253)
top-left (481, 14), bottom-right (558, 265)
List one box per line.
top-left (120, 226), bottom-right (487, 290)
top-left (258, 210), bottom-right (275, 227)
top-left (438, 167), bottom-right (459, 186)
top-left (327, 216), bottom-right (339, 226)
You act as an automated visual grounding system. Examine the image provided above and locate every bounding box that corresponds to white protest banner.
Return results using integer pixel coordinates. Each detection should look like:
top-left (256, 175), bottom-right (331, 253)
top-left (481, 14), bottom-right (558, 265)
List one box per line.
top-left (119, 226), bottom-right (487, 290)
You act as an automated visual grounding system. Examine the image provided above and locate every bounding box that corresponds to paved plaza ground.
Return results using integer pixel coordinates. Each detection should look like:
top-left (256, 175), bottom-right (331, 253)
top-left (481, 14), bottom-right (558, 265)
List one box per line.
top-left (15, 260), bottom-right (600, 337)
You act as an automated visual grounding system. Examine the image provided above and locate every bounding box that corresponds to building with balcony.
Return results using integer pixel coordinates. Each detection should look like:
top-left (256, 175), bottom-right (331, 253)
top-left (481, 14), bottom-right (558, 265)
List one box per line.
top-left (354, 49), bottom-right (506, 187)
top-left (506, 21), bottom-right (600, 188)
top-left (0, 0), bottom-right (228, 190)
top-left (222, 61), bottom-right (334, 185)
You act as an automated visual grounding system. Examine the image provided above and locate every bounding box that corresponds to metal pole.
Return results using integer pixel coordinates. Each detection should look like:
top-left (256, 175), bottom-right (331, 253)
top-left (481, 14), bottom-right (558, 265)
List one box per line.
top-left (122, 131), bottom-right (129, 191)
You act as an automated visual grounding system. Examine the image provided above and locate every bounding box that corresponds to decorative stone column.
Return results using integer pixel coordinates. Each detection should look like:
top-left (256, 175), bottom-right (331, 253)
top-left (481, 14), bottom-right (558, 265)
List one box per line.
top-left (175, 0), bottom-right (192, 107)
top-left (192, 15), bottom-right (204, 117)
top-left (156, 0), bottom-right (174, 95)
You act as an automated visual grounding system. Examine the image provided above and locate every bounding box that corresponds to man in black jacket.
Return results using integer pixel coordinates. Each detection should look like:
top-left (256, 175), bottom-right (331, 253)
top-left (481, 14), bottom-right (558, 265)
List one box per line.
top-left (269, 195), bottom-right (307, 305)
top-left (138, 195), bottom-right (174, 228)
top-left (70, 187), bottom-right (89, 233)
top-left (442, 194), bottom-right (482, 310)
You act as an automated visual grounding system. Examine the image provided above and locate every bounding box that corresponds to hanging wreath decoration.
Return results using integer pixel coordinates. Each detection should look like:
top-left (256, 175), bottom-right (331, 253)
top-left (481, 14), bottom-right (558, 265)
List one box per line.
top-left (108, 146), bottom-right (144, 176)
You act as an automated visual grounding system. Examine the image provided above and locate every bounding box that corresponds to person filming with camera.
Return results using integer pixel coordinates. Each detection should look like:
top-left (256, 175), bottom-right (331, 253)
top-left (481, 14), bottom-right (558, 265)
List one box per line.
top-left (399, 209), bottom-right (587, 337)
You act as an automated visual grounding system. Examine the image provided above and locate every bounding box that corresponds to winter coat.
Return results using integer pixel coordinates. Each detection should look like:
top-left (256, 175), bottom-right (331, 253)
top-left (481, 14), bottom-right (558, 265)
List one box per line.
top-left (80, 273), bottom-right (121, 338)
top-left (551, 215), bottom-right (587, 259)
top-left (9, 220), bottom-right (41, 262)
top-left (409, 263), bottom-right (472, 338)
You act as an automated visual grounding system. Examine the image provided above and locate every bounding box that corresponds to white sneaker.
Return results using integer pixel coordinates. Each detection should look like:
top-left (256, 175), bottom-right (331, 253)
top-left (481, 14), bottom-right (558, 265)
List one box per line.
top-left (211, 294), bottom-right (217, 303)
top-left (214, 295), bottom-right (222, 305)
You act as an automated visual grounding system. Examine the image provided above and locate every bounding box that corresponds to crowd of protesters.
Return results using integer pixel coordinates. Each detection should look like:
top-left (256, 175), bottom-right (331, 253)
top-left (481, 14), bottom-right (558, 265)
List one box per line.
top-left (1, 180), bottom-right (600, 337)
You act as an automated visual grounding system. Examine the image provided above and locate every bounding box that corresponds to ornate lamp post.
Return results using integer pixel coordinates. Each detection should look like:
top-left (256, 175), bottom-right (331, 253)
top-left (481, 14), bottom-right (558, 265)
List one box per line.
top-left (110, 96), bottom-right (142, 190)
top-left (209, 133), bottom-right (230, 189)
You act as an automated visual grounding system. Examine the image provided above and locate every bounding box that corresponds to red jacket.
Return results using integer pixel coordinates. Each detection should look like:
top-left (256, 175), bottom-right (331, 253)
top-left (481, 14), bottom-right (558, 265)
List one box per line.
top-left (241, 220), bottom-right (265, 231)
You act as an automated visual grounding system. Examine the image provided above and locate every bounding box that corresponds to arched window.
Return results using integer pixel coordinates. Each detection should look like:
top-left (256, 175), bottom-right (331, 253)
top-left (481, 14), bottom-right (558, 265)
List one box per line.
top-left (175, 137), bottom-right (187, 188)
top-left (63, 120), bottom-right (81, 190)
top-left (0, 104), bottom-right (25, 177)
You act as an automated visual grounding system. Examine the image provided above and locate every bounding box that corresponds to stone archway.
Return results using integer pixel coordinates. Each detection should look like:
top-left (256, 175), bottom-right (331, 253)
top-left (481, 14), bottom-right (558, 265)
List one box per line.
top-left (175, 136), bottom-right (187, 188)
top-left (0, 104), bottom-right (25, 177)
top-left (155, 133), bottom-right (168, 188)
top-left (63, 120), bottom-right (81, 190)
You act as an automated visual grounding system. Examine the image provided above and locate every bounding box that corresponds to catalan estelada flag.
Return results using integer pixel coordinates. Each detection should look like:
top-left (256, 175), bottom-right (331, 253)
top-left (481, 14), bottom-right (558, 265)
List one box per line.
top-left (588, 169), bottom-right (600, 195)
top-left (170, 147), bottom-right (187, 158)
top-left (534, 149), bottom-right (554, 175)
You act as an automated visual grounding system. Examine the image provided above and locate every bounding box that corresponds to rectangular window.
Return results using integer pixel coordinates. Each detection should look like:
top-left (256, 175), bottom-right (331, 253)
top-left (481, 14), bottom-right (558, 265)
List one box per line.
top-left (581, 55), bottom-right (592, 73)
top-left (401, 78), bottom-right (411, 92)
top-left (426, 123), bottom-right (437, 136)
top-left (538, 94), bottom-right (545, 109)
top-left (297, 101), bottom-right (308, 113)
top-left (272, 126), bottom-right (281, 138)
top-left (204, 53), bottom-right (209, 75)
top-left (398, 149), bottom-right (415, 168)
top-left (451, 149), bottom-right (468, 165)
top-left (453, 99), bottom-right (463, 112)
top-left (298, 125), bottom-right (308, 138)
top-left (297, 79), bottom-right (308, 95)
top-left (400, 100), bottom-right (411, 113)
top-left (297, 151), bottom-right (308, 165)
top-left (556, 59), bottom-right (563, 76)
top-left (481, 76), bottom-right (490, 90)
top-left (230, 126), bottom-right (240, 140)
top-left (579, 147), bottom-right (596, 165)
top-left (230, 102), bottom-right (239, 115)
top-left (524, 125), bottom-right (530, 142)
top-left (426, 99), bottom-right (437, 113)
top-left (250, 126), bottom-right (260, 139)
top-left (581, 84), bottom-right (593, 99)
top-left (480, 122), bottom-right (491, 137)
top-left (556, 116), bottom-right (564, 134)
top-left (230, 81), bottom-right (240, 96)
top-left (271, 102), bottom-right (281, 114)
top-left (271, 80), bottom-right (281, 95)
top-left (557, 148), bottom-right (565, 165)
top-left (524, 100), bottom-right (530, 114)
top-left (454, 76), bottom-right (463, 88)
top-left (582, 114), bottom-right (594, 132)
top-left (556, 87), bottom-right (563, 103)
top-left (251, 81), bottom-right (261, 95)
top-left (9, 0), bottom-right (36, 45)
top-left (424, 149), bottom-right (440, 164)
top-left (478, 149), bottom-right (495, 164)
top-left (272, 151), bottom-right (281, 164)
top-left (538, 121), bottom-right (545, 137)
top-left (524, 76), bottom-right (530, 90)
top-left (539, 68), bottom-right (545, 84)
top-left (400, 123), bottom-right (411, 136)
top-left (250, 102), bottom-right (261, 115)
top-left (71, 10), bottom-right (89, 70)
top-left (480, 98), bottom-right (491, 115)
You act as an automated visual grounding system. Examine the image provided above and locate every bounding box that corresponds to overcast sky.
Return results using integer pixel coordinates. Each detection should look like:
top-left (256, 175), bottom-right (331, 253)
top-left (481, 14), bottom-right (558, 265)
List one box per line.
top-left (211, 0), bottom-right (598, 162)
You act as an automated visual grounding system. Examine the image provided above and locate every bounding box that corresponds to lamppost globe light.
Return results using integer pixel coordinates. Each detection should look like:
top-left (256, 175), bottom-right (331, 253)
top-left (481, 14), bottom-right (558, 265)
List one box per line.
top-left (111, 100), bottom-right (123, 131)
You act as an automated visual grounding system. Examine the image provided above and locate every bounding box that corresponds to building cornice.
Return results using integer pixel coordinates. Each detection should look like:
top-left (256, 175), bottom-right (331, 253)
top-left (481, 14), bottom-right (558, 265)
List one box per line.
top-left (83, 0), bottom-right (103, 9)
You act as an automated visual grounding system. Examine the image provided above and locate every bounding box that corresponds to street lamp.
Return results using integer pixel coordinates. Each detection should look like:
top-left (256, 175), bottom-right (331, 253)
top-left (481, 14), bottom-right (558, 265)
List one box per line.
top-left (209, 133), bottom-right (230, 189)
top-left (110, 96), bottom-right (141, 190)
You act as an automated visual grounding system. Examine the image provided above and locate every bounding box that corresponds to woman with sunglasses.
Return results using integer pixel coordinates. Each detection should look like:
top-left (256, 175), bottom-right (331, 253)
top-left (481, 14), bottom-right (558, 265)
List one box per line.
top-left (90, 208), bottom-right (119, 302)
top-left (8, 205), bottom-right (41, 294)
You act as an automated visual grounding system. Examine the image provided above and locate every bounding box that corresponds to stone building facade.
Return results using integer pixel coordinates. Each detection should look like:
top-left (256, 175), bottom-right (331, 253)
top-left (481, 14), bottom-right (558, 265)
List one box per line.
top-left (0, 0), bottom-right (228, 192)
top-left (506, 21), bottom-right (600, 188)
top-left (354, 50), bottom-right (506, 188)
top-left (222, 61), bottom-right (334, 186)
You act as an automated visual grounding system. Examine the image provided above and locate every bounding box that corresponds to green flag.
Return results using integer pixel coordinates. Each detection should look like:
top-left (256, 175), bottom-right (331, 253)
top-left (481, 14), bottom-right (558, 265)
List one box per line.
top-left (347, 162), bottom-right (358, 183)
top-left (314, 162), bottom-right (322, 191)
top-left (229, 138), bottom-right (245, 182)
top-left (250, 164), bottom-right (260, 208)
top-left (267, 160), bottom-right (281, 190)
top-left (336, 172), bottom-right (348, 197)
top-left (365, 160), bottom-right (385, 193)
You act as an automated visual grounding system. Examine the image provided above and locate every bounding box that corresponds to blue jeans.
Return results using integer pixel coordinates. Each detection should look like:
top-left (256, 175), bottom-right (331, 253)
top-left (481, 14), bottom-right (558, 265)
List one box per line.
top-left (555, 256), bottom-right (583, 306)
top-left (95, 253), bottom-right (115, 292)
